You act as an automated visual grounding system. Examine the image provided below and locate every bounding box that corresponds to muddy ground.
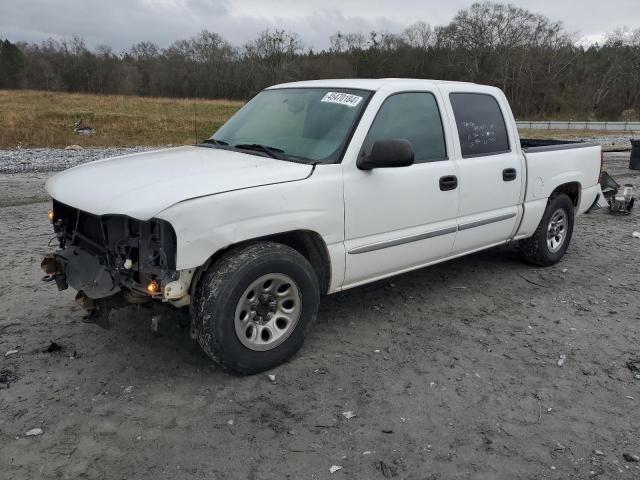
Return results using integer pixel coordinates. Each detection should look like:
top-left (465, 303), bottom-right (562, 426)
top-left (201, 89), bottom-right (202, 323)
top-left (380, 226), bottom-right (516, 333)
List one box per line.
top-left (1, 151), bottom-right (639, 479)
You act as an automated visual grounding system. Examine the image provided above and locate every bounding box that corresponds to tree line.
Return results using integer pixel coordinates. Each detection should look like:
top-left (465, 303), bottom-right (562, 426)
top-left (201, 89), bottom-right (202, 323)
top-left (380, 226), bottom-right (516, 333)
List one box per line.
top-left (2, 2), bottom-right (640, 120)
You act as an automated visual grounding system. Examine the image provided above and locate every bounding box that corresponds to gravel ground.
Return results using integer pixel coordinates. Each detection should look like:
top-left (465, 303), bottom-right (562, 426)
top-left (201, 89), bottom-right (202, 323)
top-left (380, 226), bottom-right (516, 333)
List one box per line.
top-left (0, 147), bottom-right (160, 174)
top-left (1, 149), bottom-right (639, 479)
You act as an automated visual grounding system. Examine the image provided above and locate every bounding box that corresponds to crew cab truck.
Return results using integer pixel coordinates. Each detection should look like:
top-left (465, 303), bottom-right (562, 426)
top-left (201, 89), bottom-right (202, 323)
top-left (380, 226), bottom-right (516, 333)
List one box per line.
top-left (42, 79), bottom-right (604, 374)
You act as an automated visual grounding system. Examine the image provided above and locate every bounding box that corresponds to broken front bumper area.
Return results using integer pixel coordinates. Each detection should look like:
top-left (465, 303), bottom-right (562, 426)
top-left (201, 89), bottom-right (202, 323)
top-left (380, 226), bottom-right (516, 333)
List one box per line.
top-left (42, 201), bottom-right (187, 327)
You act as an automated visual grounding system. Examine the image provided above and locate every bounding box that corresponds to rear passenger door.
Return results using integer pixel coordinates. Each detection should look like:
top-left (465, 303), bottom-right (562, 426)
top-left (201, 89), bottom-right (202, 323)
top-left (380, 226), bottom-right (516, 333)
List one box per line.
top-left (444, 90), bottom-right (524, 253)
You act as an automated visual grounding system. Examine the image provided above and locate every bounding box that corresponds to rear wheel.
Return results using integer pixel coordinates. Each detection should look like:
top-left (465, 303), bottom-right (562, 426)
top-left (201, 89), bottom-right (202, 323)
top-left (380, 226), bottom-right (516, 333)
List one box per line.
top-left (192, 242), bottom-right (320, 375)
top-left (520, 193), bottom-right (574, 266)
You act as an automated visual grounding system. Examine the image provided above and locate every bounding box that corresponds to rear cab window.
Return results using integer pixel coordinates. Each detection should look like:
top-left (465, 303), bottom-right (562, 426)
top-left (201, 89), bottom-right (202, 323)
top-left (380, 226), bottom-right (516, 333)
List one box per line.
top-left (449, 93), bottom-right (510, 158)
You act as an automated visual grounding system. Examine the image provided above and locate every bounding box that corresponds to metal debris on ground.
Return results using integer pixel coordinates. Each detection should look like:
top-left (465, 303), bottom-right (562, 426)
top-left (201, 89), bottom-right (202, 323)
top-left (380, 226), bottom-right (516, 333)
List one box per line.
top-left (600, 171), bottom-right (635, 215)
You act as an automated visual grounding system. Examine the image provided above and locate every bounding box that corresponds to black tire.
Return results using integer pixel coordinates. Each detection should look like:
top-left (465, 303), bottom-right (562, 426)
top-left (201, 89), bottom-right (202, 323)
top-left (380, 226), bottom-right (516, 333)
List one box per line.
top-left (519, 193), bottom-right (574, 266)
top-left (192, 242), bottom-right (320, 375)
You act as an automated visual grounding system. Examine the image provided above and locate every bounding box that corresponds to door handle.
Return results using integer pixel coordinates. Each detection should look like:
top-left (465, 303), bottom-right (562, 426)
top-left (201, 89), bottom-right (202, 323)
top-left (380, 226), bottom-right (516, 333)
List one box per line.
top-left (439, 175), bottom-right (458, 191)
top-left (503, 168), bottom-right (517, 181)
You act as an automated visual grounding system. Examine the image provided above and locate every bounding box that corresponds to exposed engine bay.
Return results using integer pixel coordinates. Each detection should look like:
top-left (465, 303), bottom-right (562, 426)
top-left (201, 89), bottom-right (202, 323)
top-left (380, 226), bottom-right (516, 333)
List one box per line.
top-left (41, 200), bottom-right (182, 324)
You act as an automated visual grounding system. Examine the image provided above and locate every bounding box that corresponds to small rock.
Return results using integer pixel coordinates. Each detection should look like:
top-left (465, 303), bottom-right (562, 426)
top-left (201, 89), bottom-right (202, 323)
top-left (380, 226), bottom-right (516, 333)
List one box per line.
top-left (623, 453), bottom-right (640, 462)
top-left (362, 451), bottom-right (371, 455)
top-left (635, 374), bottom-right (640, 380)
top-left (374, 349), bottom-right (381, 353)
top-left (593, 450), bottom-right (605, 456)
top-left (562, 268), bottom-right (568, 273)
top-left (25, 428), bottom-right (43, 436)
top-left (342, 411), bottom-right (356, 419)
top-left (329, 465), bottom-right (343, 474)
top-left (632, 231), bottom-right (640, 239)
top-left (287, 430), bottom-right (295, 435)
top-left (557, 354), bottom-right (567, 367)
top-left (267, 374), bottom-right (276, 382)
top-left (4, 350), bottom-right (18, 357)
top-left (227, 419), bottom-right (234, 426)
top-left (123, 385), bottom-right (134, 393)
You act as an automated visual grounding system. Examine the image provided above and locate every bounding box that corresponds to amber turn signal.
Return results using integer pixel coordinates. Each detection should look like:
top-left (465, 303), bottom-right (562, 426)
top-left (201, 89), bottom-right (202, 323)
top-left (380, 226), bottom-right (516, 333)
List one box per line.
top-left (48, 210), bottom-right (55, 222)
top-left (147, 279), bottom-right (159, 294)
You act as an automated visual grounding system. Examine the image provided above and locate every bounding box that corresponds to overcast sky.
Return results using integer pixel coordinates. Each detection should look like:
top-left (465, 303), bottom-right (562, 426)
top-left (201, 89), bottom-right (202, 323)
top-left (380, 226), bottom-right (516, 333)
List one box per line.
top-left (1, 0), bottom-right (638, 51)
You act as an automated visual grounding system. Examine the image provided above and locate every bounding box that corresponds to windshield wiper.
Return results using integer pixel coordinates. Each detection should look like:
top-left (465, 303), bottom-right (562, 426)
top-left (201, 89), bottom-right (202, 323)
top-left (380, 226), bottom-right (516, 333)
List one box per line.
top-left (201, 138), bottom-right (229, 146)
top-left (233, 143), bottom-right (287, 160)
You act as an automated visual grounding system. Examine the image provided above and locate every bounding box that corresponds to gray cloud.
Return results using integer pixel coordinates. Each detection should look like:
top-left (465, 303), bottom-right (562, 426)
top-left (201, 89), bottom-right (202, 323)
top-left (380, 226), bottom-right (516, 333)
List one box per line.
top-left (1, 0), bottom-right (638, 51)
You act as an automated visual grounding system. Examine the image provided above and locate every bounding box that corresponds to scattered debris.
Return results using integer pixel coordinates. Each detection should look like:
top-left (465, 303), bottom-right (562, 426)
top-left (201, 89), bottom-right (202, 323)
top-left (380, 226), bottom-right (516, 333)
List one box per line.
top-left (73, 119), bottom-right (95, 136)
top-left (625, 358), bottom-right (640, 373)
top-left (25, 428), bottom-right (43, 436)
top-left (623, 453), bottom-right (640, 463)
top-left (4, 350), bottom-right (18, 357)
top-left (0, 369), bottom-right (18, 386)
top-left (43, 341), bottom-right (63, 353)
top-left (557, 354), bottom-right (567, 367)
top-left (378, 461), bottom-right (398, 478)
top-left (342, 411), bottom-right (356, 419)
top-left (267, 374), bottom-right (276, 382)
top-left (329, 465), bottom-right (343, 474)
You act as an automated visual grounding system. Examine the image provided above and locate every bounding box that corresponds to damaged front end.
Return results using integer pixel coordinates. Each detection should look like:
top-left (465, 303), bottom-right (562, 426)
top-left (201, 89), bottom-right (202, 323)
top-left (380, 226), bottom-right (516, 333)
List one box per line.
top-left (41, 200), bottom-right (190, 327)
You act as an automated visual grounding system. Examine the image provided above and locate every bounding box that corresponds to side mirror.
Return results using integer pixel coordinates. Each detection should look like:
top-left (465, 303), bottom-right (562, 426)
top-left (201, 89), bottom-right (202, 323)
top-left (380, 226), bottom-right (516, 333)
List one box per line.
top-left (357, 139), bottom-right (415, 170)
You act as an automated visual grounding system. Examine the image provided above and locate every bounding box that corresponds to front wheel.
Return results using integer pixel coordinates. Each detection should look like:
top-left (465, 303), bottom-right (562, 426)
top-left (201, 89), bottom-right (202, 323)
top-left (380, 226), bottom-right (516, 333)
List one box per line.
top-left (519, 193), bottom-right (575, 266)
top-left (191, 242), bottom-right (320, 375)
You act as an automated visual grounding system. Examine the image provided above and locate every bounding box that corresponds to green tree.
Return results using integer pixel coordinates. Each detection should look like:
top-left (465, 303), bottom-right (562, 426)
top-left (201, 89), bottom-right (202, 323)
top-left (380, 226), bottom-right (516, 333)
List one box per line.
top-left (0, 39), bottom-right (27, 88)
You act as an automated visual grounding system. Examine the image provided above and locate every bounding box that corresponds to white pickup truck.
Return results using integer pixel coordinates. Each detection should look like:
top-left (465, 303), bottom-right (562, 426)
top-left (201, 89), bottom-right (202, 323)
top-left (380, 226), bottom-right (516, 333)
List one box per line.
top-left (42, 79), bottom-right (604, 374)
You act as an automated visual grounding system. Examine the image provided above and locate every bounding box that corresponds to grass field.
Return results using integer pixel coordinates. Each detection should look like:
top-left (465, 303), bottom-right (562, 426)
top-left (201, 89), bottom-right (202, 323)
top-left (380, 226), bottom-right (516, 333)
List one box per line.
top-left (0, 90), bottom-right (243, 148)
top-left (0, 90), bottom-right (633, 149)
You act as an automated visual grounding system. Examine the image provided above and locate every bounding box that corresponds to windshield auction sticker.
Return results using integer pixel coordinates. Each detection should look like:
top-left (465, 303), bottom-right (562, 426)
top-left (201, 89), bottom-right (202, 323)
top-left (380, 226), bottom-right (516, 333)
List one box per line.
top-left (321, 92), bottom-right (363, 107)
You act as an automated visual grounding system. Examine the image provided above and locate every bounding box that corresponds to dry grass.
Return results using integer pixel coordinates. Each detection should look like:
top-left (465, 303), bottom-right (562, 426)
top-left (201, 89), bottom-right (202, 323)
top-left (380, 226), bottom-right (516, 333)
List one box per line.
top-left (0, 90), bottom-right (243, 148)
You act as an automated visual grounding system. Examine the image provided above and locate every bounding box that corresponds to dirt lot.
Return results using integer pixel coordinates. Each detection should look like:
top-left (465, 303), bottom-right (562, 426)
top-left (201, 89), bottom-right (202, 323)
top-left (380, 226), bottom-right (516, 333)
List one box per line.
top-left (1, 151), bottom-right (639, 479)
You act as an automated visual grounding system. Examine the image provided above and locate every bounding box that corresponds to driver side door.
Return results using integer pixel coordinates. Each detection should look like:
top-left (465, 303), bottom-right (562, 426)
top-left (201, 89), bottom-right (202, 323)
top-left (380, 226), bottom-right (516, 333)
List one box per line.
top-left (342, 91), bottom-right (460, 288)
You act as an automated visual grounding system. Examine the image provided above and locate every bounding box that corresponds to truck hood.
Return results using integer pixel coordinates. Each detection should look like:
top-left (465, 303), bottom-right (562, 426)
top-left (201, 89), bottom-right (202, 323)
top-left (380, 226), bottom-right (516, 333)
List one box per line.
top-left (46, 146), bottom-right (313, 220)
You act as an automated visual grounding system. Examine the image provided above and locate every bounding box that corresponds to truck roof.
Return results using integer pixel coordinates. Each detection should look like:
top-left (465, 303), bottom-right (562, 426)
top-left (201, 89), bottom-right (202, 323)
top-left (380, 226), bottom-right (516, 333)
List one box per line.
top-left (268, 78), bottom-right (480, 91)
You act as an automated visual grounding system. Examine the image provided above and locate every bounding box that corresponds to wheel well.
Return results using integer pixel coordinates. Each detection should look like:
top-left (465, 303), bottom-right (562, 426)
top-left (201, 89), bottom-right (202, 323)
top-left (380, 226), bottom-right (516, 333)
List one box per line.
top-left (551, 182), bottom-right (580, 208)
top-left (193, 230), bottom-right (331, 296)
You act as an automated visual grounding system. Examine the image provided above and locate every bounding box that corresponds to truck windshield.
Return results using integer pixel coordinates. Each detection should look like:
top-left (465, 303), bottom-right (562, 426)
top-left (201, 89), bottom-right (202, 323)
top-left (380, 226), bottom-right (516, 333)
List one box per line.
top-left (210, 88), bottom-right (372, 164)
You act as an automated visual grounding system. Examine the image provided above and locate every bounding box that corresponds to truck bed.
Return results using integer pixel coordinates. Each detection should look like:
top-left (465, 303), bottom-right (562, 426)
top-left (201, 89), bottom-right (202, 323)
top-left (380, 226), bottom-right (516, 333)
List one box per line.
top-left (521, 138), bottom-right (597, 152)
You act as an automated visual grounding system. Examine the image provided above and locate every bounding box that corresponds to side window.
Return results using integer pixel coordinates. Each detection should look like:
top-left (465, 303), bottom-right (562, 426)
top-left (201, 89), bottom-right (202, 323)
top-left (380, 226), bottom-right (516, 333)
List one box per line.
top-left (362, 92), bottom-right (447, 163)
top-left (449, 93), bottom-right (510, 157)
